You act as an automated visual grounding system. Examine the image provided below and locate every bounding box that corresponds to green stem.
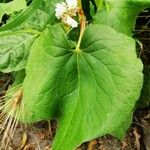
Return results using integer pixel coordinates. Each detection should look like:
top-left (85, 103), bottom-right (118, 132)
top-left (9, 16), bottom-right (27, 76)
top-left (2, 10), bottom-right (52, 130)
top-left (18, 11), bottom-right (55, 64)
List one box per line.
top-left (75, 1), bottom-right (86, 52)
top-left (75, 16), bottom-right (86, 52)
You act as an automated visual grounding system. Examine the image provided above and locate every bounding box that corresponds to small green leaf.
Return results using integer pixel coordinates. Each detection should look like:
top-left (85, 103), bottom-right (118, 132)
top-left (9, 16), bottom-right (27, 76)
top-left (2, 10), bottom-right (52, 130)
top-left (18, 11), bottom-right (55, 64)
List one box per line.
top-left (0, 31), bottom-right (37, 72)
top-left (0, 0), bottom-right (27, 20)
top-left (0, 0), bottom-right (42, 31)
top-left (15, 9), bottom-right (51, 31)
top-left (94, 0), bottom-right (150, 36)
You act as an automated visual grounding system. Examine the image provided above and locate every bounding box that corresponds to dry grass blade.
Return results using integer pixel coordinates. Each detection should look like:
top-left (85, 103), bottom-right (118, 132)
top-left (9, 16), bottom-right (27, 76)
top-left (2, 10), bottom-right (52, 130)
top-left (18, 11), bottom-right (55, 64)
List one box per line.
top-left (0, 86), bottom-right (23, 149)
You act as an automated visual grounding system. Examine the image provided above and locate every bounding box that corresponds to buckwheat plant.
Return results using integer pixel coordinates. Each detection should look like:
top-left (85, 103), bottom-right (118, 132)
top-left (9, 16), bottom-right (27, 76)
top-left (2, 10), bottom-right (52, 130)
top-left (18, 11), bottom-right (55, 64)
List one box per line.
top-left (0, 0), bottom-right (150, 150)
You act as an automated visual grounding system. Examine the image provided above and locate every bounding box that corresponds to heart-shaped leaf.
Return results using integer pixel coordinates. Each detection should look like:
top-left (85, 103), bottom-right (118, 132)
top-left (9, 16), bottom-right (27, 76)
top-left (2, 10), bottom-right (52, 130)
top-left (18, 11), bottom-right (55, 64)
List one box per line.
top-left (52, 24), bottom-right (143, 150)
top-left (17, 24), bottom-right (143, 149)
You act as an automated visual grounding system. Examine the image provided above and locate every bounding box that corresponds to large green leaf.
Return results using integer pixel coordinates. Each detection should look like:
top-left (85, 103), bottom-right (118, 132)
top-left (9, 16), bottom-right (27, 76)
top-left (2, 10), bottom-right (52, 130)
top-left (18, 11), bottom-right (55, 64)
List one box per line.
top-left (52, 24), bottom-right (143, 150)
top-left (0, 31), bottom-right (37, 72)
top-left (94, 0), bottom-right (150, 36)
top-left (0, 0), bottom-right (26, 20)
top-left (16, 24), bottom-right (143, 149)
top-left (17, 25), bottom-right (73, 123)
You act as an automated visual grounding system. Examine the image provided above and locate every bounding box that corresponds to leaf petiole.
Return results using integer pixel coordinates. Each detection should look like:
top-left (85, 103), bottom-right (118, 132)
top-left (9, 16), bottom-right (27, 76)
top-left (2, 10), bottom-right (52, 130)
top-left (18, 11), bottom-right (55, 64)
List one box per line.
top-left (75, 10), bottom-right (86, 52)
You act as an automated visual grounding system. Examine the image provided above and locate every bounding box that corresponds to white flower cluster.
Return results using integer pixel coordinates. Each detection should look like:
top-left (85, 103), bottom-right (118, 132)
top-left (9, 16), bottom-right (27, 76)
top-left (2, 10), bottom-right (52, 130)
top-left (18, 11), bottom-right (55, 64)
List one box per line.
top-left (55, 0), bottom-right (78, 28)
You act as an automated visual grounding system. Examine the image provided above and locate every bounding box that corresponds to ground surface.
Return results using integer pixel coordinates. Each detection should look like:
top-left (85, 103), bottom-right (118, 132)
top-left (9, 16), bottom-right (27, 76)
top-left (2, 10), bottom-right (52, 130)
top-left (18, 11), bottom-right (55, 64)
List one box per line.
top-left (0, 9), bottom-right (150, 150)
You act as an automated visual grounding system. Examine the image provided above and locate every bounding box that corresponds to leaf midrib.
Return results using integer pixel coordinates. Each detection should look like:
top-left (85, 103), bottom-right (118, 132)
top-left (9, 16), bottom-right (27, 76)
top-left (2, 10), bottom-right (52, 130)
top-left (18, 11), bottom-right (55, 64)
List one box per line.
top-left (54, 52), bottom-right (98, 149)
